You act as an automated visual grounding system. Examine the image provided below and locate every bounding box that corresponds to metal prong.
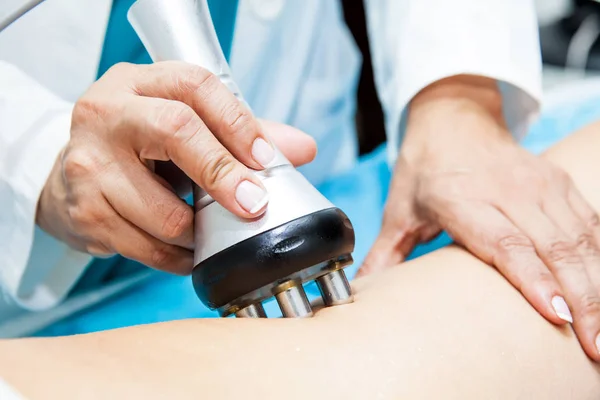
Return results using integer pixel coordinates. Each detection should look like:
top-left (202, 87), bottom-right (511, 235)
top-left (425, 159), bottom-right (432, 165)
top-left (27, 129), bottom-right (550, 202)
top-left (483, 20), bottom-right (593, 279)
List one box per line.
top-left (316, 269), bottom-right (353, 306)
top-left (235, 303), bottom-right (267, 318)
top-left (275, 284), bottom-right (313, 318)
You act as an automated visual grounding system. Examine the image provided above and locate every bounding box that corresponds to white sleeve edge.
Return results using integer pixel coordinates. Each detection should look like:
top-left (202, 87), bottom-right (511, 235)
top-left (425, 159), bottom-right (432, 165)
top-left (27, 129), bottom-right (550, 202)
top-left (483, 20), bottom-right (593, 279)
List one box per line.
top-left (0, 377), bottom-right (25, 400)
top-left (1, 110), bottom-right (92, 311)
top-left (386, 69), bottom-right (542, 167)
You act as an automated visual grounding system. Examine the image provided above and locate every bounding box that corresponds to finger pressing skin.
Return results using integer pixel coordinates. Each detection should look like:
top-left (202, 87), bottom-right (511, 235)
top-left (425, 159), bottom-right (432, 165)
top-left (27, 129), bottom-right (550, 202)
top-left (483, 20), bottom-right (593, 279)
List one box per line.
top-left (569, 185), bottom-right (600, 328)
top-left (100, 157), bottom-right (195, 249)
top-left (358, 231), bottom-right (409, 278)
top-left (358, 223), bottom-right (422, 278)
top-left (502, 200), bottom-right (600, 361)
top-left (541, 188), bottom-right (600, 361)
top-left (131, 61), bottom-right (275, 170)
top-left (119, 97), bottom-right (269, 218)
top-left (443, 204), bottom-right (568, 326)
top-left (568, 185), bottom-right (600, 284)
top-left (568, 187), bottom-right (600, 359)
top-left (101, 209), bottom-right (194, 275)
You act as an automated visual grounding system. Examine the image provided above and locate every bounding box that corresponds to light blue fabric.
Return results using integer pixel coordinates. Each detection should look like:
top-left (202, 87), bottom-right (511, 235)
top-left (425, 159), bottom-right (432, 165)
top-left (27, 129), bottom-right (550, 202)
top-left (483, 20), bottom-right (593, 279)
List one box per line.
top-left (36, 96), bottom-right (600, 336)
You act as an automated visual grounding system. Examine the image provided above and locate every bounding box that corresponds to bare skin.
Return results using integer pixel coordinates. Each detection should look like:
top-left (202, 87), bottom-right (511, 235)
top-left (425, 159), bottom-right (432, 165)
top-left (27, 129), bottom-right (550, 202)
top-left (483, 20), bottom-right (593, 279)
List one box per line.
top-left (3, 121), bottom-right (600, 399)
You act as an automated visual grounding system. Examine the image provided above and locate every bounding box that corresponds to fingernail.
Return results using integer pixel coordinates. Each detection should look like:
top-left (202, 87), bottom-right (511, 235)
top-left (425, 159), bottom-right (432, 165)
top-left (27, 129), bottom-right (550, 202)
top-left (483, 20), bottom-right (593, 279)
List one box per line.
top-left (252, 138), bottom-right (275, 167)
top-left (596, 333), bottom-right (600, 355)
top-left (551, 296), bottom-right (573, 323)
top-left (236, 180), bottom-right (269, 214)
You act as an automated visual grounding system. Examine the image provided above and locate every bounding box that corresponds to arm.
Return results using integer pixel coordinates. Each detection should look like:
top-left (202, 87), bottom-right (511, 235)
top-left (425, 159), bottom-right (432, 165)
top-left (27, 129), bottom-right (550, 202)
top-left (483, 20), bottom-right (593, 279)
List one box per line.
top-left (0, 61), bottom-right (92, 310)
top-left (361, 0), bottom-right (600, 360)
top-left (2, 121), bottom-right (600, 399)
top-left (363, 0), bottom-right (542, 162)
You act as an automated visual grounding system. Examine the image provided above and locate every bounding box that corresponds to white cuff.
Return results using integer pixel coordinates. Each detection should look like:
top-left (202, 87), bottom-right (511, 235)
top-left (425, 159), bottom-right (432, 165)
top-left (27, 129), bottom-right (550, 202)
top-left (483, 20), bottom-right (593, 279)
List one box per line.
top-left (0, 378), bottom-right (24, 400)
top-left (365, 0), bottom-right (543, 166)
top-left (1, 110), bottom-right (91, 311)
top-left (389, 72), bottom-right (542, 167)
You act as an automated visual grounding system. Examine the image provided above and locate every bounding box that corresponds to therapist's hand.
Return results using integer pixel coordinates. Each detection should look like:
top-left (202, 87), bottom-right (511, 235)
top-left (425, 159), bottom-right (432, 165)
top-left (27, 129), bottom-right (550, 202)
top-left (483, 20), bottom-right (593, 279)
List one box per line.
top-left (359, 75), bottom-right (600, 361)
top-left (36, 61), bottom-right (316, 274)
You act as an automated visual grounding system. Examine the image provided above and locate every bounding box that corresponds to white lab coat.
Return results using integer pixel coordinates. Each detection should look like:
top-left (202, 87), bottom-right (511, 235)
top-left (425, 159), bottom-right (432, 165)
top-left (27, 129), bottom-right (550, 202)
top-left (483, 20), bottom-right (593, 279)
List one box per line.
top-left (0, 0), bottom-right (542, 322)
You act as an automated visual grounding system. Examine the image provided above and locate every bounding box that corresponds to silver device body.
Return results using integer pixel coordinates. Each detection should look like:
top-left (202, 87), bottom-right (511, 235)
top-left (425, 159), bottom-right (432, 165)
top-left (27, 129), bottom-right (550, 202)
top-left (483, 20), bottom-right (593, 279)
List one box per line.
top-left (128, 0), bottom-right (354, 317)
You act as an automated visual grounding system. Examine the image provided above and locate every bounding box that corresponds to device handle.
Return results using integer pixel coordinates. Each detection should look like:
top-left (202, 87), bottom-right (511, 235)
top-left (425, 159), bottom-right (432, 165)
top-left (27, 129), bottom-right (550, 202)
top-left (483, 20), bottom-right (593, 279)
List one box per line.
top-left (127, 0), bottom-right (291, 169)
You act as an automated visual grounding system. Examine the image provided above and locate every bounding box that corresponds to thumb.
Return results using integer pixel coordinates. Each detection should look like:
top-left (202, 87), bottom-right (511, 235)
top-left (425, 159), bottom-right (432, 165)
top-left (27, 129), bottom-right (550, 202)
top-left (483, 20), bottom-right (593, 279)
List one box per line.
top-left (259, 119), bottom-right (317, 167)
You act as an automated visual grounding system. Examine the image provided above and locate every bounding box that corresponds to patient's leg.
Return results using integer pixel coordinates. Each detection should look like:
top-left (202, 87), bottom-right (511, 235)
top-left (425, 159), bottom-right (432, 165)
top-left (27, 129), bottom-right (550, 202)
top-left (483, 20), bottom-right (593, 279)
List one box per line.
top-left (2, 124), bottom-right (600, 399)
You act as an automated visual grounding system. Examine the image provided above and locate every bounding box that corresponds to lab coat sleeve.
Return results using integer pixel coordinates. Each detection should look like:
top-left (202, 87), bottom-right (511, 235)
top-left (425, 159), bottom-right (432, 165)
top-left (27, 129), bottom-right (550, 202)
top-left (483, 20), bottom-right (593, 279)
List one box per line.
top-left (0, 377), bottom-right (24, 400)
top-left (363, 0), bottom-right (543, 165)
top-left (0, 61), bottom-right (92, 311)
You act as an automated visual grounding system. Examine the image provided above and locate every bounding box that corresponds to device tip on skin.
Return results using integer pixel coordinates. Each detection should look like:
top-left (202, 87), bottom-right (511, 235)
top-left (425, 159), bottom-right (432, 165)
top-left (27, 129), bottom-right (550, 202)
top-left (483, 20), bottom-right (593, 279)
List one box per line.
top-left (275, 282), bottom-right (314, 318)
top-left (234, 303), bottom-right (268, 318)
top-left (315, 269), bottom-right (353, 306)
top-left (233, 264), bottom-right (354, 319)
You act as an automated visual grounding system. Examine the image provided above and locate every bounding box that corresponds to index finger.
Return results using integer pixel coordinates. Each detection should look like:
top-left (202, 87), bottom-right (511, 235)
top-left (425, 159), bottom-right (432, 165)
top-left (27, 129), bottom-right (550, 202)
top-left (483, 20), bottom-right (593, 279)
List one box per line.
top-left (131, 61), bottom-right (274, 170)
top-left (119, 96), bottom-right (269, 218)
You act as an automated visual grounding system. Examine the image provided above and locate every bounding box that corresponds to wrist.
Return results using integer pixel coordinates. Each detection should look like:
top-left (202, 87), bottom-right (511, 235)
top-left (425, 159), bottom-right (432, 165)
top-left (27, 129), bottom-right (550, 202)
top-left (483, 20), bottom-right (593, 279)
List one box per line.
top-left (412, 74), bottom-right (504, 122)
top-left (36, 148), bottom-right (66, 238)
top-left (401, 75), bottom-right (510, 163)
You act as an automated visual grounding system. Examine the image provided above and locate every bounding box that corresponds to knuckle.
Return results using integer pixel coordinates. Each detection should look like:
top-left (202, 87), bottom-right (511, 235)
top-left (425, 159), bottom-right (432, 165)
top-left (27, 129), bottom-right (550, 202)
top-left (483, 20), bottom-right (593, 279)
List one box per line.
top-left (545, 163), bottom-right (566, 179)
top-left (549, 168), bottom-right (572, 193)
top-left (574, 232), bottom-right (599, 257)
top-left (530, 270), bottom-right (556, 291)
top-left (157, 102), bottom-right (200, 142)
top-left (576, 293), bottom-right (600, 320)
top-left (496, 234), bottom-right (533, 253)
top-left (555, 168), bottom-right (572, 183)
top-left (179, 65), bottom-right (215, 93)
top-left (544, 240), bottom-right (582, 266)
top-left (105, 62), bottom-right (135, 77)
top-left (221, 99), bottom-right (255, 131)
top-left (73, 92), bottom-right (117, 127)
top-left (198, 150), bottom-right (238, 191)
top-left (151, 246), bottom-right (173, 269)
top-left (66, 204), bottom-right (84, 226)
top-left (514, 269), bottom-right (556, 295)
top-left (85, 242), bottom-right (113, 257)
top-left (585, 213), bottom-right (600, 231)
top-left (67, 203), bottom-right (102, 229)
top-left (62, 149), bottom-right (98, 180)
top-left (161, 205), bottom-right (193, 240)
top-left (221, 103), bottom-right (254, 135)
top-left (72, 96), bottom-right (102, 125)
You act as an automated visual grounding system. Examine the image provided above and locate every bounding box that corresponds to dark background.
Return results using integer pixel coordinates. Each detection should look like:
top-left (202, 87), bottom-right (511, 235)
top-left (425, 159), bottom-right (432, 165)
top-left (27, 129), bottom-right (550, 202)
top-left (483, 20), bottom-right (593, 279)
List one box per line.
top-left (341, 0), bottom-right (387, 155)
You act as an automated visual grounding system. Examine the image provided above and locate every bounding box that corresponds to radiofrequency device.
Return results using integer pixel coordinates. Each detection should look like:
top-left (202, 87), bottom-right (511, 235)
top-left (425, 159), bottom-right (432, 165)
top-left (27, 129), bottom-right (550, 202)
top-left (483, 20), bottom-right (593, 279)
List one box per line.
top-left (0, 0), bottom-right (357, 319)
top-left (127, 0), bottom-right (356, 318)
top-left (0, 0), bottom-right (356, 318)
